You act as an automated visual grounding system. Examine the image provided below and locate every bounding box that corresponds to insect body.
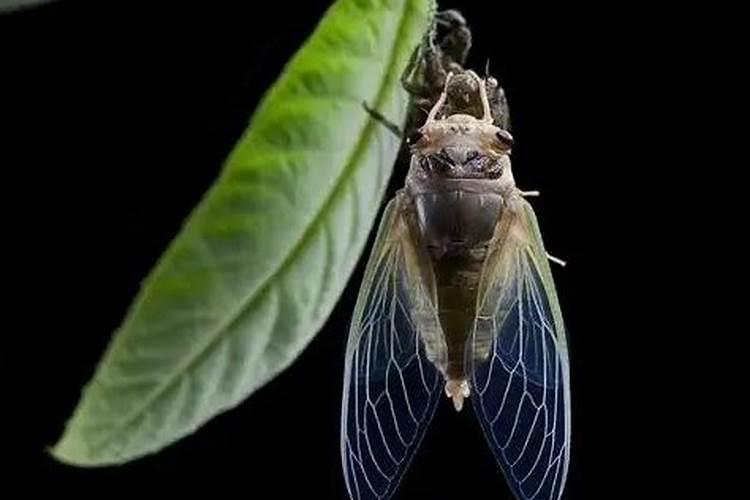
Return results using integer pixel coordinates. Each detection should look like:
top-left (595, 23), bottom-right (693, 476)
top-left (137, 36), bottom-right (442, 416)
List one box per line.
top-left (341, 71), bottom-right (571, 500)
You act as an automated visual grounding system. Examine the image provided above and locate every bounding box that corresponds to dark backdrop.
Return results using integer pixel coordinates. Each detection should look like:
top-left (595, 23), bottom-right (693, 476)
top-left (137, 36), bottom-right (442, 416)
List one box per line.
top-left (3, 0), bottom-right (657, 497)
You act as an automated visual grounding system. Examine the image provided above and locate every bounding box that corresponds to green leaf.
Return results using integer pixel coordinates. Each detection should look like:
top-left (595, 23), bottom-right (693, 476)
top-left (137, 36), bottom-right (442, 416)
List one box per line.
top-left (52, 0), bottom-right (435, 466)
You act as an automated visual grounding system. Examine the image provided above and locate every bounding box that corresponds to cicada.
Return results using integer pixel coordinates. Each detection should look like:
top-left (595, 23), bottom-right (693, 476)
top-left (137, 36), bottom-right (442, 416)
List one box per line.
top-left (340, 69), bottom-right (571, 500)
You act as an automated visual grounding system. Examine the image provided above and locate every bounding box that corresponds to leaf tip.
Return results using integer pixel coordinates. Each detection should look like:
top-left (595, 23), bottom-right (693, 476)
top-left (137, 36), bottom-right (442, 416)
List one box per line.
top-left (47, 419), bottom-right (114, 468)
top-left (47, 430), bottom-right (91, 467)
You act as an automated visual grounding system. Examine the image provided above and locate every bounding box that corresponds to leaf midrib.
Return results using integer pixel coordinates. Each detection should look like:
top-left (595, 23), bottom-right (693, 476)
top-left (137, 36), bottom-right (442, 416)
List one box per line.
top-left (94, 1), bottom-right (413, 455)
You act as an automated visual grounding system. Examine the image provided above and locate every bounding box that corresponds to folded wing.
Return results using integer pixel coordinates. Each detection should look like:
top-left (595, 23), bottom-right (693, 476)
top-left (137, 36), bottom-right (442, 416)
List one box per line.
top-left (341, 193), bottom-right (445, 500)
top-left (469, 197), bottom-right (572, 500)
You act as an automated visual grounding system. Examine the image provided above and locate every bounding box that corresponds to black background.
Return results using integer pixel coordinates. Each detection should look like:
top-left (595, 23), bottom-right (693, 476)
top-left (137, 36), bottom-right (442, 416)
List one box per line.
top-left (2, 0), bottom-right (681, 497)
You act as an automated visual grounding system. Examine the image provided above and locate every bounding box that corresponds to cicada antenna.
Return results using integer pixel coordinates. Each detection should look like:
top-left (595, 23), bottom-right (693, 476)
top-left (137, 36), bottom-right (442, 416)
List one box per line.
top-left (476, 73), bottom-right (493, 123)
top-left (426, 71), bottom-right (454, 123)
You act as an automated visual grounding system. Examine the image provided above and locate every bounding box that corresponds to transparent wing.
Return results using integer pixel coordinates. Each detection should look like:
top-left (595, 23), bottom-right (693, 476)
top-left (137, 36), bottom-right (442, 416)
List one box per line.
top-left (469, 197), bottom-right (571, 500)
top-left (341, 193), bottom-right (445, 500)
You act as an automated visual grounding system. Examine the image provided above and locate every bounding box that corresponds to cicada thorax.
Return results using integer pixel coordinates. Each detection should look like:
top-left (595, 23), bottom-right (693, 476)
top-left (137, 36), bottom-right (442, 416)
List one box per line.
top-left (410, 182), bottom-right (503, 256)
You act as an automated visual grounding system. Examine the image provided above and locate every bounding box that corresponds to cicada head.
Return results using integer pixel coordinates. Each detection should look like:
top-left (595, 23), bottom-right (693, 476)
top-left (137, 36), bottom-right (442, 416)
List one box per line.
top-left (407, 71), bottom-right (514, 181)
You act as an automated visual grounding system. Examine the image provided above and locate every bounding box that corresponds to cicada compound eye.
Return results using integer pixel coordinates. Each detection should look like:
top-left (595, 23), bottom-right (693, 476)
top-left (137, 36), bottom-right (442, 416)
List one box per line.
top-left (495, 129), bottom-right (514, 151)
